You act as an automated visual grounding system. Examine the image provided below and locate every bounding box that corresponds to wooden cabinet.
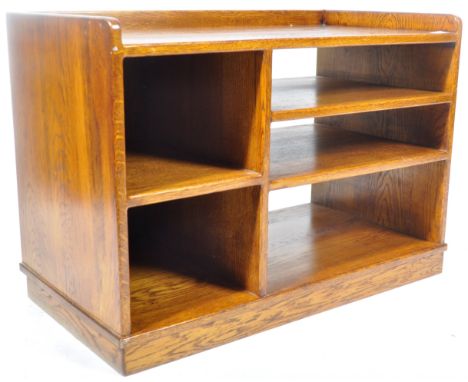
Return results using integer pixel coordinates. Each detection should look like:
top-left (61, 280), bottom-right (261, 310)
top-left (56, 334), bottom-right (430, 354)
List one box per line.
top-left (7, 10), bottom-right (461, 375)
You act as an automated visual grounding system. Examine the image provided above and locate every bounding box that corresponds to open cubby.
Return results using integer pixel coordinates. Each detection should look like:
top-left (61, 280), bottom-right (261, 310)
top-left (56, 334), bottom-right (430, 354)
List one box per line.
top-left (9, 10), bottom-right (461, 375)
top-left (123, 52), bottom-right (268, 207)
top-left (127, 187), bottom-right (263, 334)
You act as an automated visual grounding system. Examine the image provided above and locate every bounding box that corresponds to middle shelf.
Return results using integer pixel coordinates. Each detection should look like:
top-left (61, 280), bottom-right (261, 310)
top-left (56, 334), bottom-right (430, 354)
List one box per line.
top-left (270, 124), bottom-right (448, 190)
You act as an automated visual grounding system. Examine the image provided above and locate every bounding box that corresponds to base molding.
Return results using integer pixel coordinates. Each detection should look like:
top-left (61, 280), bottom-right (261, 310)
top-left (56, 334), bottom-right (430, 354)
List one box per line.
top-left (23, 248), bottom-right (444, 375)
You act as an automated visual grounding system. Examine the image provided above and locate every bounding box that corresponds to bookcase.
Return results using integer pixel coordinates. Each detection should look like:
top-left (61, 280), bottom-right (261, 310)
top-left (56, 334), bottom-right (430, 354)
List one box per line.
top-left (7, 10), bottom-right (461, 375)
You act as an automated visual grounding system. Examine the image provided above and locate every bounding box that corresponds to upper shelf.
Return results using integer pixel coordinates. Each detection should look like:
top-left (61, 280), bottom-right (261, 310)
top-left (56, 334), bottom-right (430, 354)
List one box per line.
top-left (271, 76), bottom-right (452, 121)
top-left (120, 25), bottom-right (457, 56)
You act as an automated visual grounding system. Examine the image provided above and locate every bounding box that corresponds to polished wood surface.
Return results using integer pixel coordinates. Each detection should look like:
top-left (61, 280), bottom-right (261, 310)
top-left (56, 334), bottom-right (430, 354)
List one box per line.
top-left (22, 265), bottom-right (125, 373)
top-left (23, 245), bottom-right (444, 375)
top-left (128, 187), bottom-right (265, 296)
top-left (271, 76), bottom-right (451, 121)
top-left (8, 10), bottom-right (461, 375)
top-left (120, 25), bottom-right (456, 56)
top-left (126, 153), bottom-right (262, 207)
top-left (270, 124), bottom-right (447, 190)
top-left (124, 52), bottom-right (268, 173)
top-left (123, 248), bottom-right (443, 375)
top-left (8, 14), bottom-right (130, 335)
top-left (317, 105), bottom-right (450, 150)
top-left (268, 204), bottom-right (443, 293)
top-left (312, 162), bottom-right (448, 243)
top-left (80, 11), bottom-right (458, 55)
top-left (130, 263), bottom-right (257, 334)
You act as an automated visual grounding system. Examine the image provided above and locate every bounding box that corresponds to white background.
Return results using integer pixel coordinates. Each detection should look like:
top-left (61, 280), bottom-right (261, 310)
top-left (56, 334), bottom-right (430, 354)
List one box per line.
top-left (1, 1), bottom-right (467, 381)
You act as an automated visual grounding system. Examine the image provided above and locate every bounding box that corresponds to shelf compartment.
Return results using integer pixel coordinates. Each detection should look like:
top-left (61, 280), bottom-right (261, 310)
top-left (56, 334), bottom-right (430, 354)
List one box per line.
top-left (126, 153), bottom-right (262, 207)
top-left (269, 124), bottom-right (448, 190)
top-left (128, 187), bottom-right (265, 334)
top-left (124, 51), bottom-right (269, 208)
top-left (271, 76), bottom-right (452, 121)
top-left (268, 203), bottom-right (445, 294)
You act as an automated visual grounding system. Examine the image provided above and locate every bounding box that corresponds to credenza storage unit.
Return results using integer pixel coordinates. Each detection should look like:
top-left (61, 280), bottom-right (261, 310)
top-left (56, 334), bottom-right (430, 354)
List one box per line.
top-left (7, 10), bottom-right (461, 375)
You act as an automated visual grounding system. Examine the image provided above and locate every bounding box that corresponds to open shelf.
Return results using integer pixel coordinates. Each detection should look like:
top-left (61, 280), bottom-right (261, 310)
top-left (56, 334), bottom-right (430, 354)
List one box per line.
top-left (126, 153), bottom-right (262, 207)
top-left (269, 124), bottom-right (448, 190)
top-left (127, 187), bottom-right (264, 334)
top-left (130, 261), bottom-right (257, 334)
top-left (9, 10), bottom-right (461, 375)
top-left (271, 76), bottom-right (452, 121)
top-left (268, 203), bottom-right (445, 294)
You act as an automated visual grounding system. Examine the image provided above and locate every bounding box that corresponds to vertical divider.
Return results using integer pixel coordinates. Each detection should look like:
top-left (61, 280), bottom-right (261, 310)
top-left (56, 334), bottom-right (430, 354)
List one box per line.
top-left (255, 50), bottom-right (273, 296)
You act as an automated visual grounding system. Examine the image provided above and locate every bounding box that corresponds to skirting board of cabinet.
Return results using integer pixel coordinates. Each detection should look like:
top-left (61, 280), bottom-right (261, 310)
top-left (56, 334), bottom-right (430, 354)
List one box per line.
top-left (21, 247), bottom-right (445, 375)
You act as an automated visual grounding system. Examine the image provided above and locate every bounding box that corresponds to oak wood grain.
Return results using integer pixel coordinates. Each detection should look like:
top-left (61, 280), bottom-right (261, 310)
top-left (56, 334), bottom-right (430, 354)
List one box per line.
top-left (8, 13), bottom-right (130, 335)
top-left (22, 266), bottom-right (124, 374)
top-left (128, 187), bottom-right (265, 298)
top-left (271, 76), bottom-right (451, 121)
top-left (124, 249), bottom-right (444, 374)
top-left (126, 153), bottom-right (263, 207)
top-left (317, 105), bottom-right (450, 150)
top-left (317, 44), bottom-right (456, 92)
top-left (124, 51), bottom-right (267, 173)
top-left (312, 162), bottom-right (449, 243)
top-left (270, 124), bottom-right (448, 190)
top-left (268, 203), bottom-right (444, 293)
top-left (130, 263), bottom-right (258, 335)
top-left (8, 10), bottom-right (462, 375)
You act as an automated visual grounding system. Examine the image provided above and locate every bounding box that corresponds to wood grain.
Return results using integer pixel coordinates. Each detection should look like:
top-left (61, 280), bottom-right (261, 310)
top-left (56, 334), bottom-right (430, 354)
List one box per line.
top-left (126, 153), bottom-right (263, 207)
top-left (270, 124), bottom-right (448, 190)
top-left (124, 248), bottom-right (444, 374)
top-left (8, 10), bottom-right (462, 375)
top-left (317, 104), bottom-right (450, 150)
top-left (124, 51), bottom-right (267, 173)
top-left (312, 162), bottom-right (449, 243)
top-left (268, 203), bottom-right (443, 293)
top-left (271, 76), bottom-right (451, 121)
top-left (317, 44), bottom-right (456, 92)
top-left (8, 14), bottom-right (130, 335)
top-left (22, 265), bottom-right (124, 374)
top-left (128, 187), bottom-right (265, 297)
top-left (130, 263), bottom-right (258, 334)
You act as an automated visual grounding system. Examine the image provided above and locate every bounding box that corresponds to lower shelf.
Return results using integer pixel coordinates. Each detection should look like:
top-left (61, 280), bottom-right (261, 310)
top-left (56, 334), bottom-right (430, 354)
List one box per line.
top-left (130, 262), bottom-right (257, 334)
top-left (128, 202), bottom-right (443, 335)
top-left (268, 203), bottom-right (443, 293)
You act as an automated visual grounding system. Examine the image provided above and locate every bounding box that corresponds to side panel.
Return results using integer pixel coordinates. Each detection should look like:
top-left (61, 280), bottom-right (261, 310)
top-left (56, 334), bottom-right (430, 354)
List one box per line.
top-left (8, 14), bottom-right (130, 335)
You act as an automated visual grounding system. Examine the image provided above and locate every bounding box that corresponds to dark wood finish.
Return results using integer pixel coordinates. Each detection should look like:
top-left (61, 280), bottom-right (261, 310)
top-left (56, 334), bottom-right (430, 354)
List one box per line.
top-left (312, 163), bottom-right (449, 243)
top-left (271, 76), bottom-right (451, 121)
top-left (7, 13), bottom-right (131, 336)
top-left (268, 204), bottom-right (444, 293)
top-left (270, 124), bottom-right (447, 189)
top-left (8, 10), bottom-right (461, 375)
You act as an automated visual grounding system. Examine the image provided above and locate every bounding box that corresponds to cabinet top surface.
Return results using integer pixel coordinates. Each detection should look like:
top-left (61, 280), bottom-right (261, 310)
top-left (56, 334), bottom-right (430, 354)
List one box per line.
top-left (8, 11), bottom-right (461, 56)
